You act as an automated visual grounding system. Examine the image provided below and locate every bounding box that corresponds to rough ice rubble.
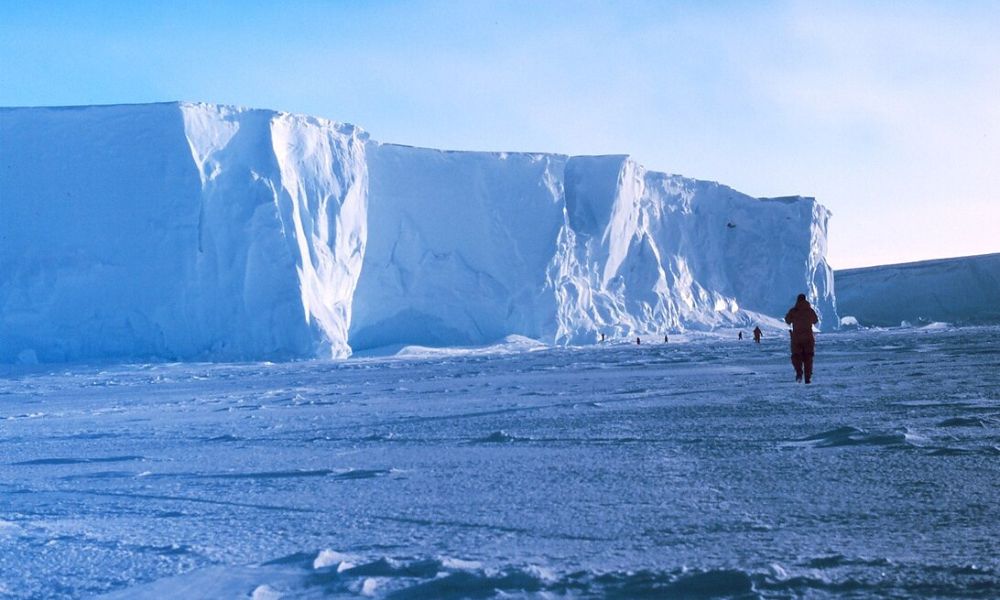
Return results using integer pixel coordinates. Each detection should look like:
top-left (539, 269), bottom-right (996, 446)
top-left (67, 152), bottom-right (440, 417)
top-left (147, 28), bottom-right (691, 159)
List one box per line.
top-left (0, 102), bottom-right (836, 362)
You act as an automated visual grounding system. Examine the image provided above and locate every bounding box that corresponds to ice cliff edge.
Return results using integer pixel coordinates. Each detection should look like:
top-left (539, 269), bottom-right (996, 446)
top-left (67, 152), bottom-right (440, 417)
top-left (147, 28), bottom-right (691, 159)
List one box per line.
top-left (0, 102), bottom-right (836, 362)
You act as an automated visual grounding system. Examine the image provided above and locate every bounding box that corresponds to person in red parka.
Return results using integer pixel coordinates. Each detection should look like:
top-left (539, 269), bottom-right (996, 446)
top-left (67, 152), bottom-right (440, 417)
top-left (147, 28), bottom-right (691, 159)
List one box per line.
top-left (784, 293), bottom-right (818, 383)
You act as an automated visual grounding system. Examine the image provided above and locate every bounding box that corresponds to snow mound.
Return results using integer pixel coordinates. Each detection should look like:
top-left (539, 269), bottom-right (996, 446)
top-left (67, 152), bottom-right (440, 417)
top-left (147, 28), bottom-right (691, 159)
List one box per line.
top-left (101, 551), bottom-right (761, 599)
top-left (0, 102), bottom-right (836, 363)
top-left (840, 315), bottom-right (861, 329)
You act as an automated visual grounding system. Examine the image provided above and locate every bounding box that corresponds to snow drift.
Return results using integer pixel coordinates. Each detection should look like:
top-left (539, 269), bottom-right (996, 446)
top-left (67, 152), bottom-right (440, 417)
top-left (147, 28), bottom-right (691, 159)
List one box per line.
top-left (0, 102), bottom-right (836, 362)
top-left (836, 253), bottom-right (1000, 327)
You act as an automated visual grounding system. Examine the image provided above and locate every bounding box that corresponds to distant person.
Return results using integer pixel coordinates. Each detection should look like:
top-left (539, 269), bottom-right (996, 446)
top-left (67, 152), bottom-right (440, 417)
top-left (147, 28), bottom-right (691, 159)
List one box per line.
top-left (636, 337), bottom-right (641, 345)
top-left (601, 332), bottom-right (605, 343)
top-left (738, 331), bottom-right (743, 340)
top-left (753, 326), bottom-right (762, 344)
top-left (784, 294), bottom-right (819, 383)
top-left (664, 334), bottom-right (668, 343)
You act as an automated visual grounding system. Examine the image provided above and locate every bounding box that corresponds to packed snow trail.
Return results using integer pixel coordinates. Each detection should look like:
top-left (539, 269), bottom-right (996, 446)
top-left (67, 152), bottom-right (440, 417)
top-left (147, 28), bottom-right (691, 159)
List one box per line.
top-left (1, 326), bottom-right (998, 598)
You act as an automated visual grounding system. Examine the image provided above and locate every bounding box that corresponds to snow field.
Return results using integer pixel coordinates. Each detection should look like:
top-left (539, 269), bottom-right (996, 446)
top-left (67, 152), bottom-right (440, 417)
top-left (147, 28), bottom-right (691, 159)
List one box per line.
top-left (0, 326), bottom-right (997, 598)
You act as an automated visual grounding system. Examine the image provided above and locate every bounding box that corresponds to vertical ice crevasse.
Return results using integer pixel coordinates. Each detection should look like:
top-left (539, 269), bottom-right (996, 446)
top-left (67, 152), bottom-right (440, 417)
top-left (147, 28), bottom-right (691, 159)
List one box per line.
top-left (808, 200), bottom-right (838, 328)
top-left (270, 114), bottom-right (369, 358)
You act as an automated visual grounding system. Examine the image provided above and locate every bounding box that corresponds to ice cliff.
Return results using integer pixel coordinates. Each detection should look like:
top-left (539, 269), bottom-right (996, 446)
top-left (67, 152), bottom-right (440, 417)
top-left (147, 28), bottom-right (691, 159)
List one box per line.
top-left (836, 253), bottom-right (1000, 327)
top-left (0, 102), bottom-right (836, 362)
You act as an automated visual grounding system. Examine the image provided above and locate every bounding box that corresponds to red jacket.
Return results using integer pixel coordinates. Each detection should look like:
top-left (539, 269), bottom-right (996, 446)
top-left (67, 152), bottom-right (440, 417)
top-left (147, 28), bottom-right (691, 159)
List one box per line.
top-left (785, 298), bottom-right (818, 338)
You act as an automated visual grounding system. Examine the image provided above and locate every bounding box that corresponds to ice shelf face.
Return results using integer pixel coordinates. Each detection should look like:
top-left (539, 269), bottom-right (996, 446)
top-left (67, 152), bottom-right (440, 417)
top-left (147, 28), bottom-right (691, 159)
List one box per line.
top-left (0, 103), bottom-right (368, 362)
top-left (0, 102), bottom-right (836, 362)
top-left (836, 253), bottom-right (1000, 327)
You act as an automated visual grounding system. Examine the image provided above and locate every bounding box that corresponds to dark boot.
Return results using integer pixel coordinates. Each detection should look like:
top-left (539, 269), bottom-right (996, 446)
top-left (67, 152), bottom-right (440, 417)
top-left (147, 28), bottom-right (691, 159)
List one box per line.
top-left (792, 353), bottom-right (804, 382)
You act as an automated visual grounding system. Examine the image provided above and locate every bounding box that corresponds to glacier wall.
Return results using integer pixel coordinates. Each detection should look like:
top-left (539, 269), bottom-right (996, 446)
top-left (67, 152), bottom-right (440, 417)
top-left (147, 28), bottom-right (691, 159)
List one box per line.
top-left (0, 103), bottom-right (367, 362)
top-left (0, 102), bottom-right (835, 362)
top-left (836, 253), bottom-right (1000, 326)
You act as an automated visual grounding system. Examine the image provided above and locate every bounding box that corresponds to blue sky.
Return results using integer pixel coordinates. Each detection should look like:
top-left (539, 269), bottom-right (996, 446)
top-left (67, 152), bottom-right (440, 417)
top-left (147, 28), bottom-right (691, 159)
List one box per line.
top-left (2, 0), bottom-right (997, 268)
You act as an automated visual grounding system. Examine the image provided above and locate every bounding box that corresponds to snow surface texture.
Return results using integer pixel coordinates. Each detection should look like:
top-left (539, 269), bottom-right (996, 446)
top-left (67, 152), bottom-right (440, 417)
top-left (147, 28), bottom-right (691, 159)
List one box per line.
top-left (1, 327), bottom-right (998, 598)
top-left (0, 103), bottom-right (836, 362)
top-left (836, 253), bottom-right (1000, 327)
